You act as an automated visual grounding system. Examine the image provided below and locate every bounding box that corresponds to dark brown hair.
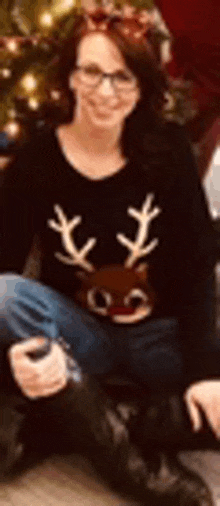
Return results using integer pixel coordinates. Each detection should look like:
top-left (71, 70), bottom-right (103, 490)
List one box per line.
top-left (56, 12), bottom-right (172, 161)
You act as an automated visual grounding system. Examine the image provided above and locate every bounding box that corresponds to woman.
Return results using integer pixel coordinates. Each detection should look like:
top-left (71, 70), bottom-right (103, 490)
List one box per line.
top-left (0, 6), bottom-right (220, 458)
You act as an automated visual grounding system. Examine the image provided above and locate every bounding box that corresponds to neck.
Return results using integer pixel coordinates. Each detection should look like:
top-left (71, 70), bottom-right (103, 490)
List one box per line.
top-left (60, 115), bottom-right (123, 157)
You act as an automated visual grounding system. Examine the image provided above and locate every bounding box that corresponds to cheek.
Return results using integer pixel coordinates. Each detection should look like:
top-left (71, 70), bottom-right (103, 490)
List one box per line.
top-left (70, 75), bottom-right (93, 100)
top-left (120, 96), bottom-right (139, 117)
top-left (120, 88), bottom-right (140, 111)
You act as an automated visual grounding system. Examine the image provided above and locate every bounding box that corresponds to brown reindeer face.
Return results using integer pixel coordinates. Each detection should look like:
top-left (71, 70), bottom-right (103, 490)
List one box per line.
top-left (48, 193), bottom-right (161, 324)
top-left (75, 263), bottom-right (156, 324)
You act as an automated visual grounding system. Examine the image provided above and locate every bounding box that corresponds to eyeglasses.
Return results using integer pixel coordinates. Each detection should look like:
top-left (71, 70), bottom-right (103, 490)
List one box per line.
top-left (74, 64), bottom-right (138, 92)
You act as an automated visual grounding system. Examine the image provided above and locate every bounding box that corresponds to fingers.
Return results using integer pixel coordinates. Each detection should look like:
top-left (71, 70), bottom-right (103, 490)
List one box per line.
top-left (203, 402), bottom-right (220, 439)
top-left (9, 339), bottom-right (66, 374)
top-left (13, 361), bottom-right (64, 383)
top-left (8, 336), bottom-right (48, 372)
top-left (8, 337), bottom-right (68, 399)
top-left (184, 391), bottom-right (202, 432)
top-left (29, 343), bottom-right (67, 382)
top-left (16, 363), bottom-right (68, 399)
top-left (185, 394), bottom-right (220, 438)
top-left (36, 342), bottom-right (66, 371)
top-left (184, 382), bottom-right (220, 438)
top-left (20, 376), bottom-right (67, 400)
top-left (8, 336), bottom-right (46, 360)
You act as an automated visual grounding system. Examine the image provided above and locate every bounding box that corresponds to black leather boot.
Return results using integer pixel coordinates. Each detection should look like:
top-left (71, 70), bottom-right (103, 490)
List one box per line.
top-left (0, 337), bottom-right (214, 506)
top-left (26, 339), bottom-right (216, 505)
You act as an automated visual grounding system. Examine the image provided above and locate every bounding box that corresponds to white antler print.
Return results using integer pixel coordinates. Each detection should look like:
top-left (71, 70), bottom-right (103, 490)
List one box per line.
top-left (117, 193), bottom-right (161, 268)
top-left (48, 205), bottom-right (96, 272)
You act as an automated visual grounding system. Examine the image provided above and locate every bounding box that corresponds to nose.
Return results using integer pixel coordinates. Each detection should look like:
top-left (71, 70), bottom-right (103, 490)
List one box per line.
top-left (97, 76), bottom-right (115, 97)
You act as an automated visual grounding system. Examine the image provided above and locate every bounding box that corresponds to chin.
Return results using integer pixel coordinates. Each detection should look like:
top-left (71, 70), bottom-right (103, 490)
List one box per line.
top-left (92, 117), bottom-right (121, 128)
top-left (89, 113), bottom-right (123, 129)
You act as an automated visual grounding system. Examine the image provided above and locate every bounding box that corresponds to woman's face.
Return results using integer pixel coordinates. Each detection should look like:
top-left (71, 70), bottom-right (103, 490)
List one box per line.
top-left (69, 33), bottom-right (141, 130)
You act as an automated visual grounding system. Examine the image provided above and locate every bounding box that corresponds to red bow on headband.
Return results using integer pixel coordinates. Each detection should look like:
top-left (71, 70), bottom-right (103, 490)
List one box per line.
top-left (83, 4), bottom-right (155, 43)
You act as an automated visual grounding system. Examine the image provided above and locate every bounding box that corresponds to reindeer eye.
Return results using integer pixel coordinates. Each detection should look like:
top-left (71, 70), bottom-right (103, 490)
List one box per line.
top-left (124, 288), bottom-right (148, 309)
top-left (96, 291), bottom-right (110, 308)
top-left (87, 288), bottom-right (112, 315)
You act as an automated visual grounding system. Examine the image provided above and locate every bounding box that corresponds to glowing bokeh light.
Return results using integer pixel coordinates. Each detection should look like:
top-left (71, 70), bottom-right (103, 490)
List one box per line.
top-left (6, 39), bottom-right (19, 53)
top-left (1, 68), bottom-right (12, 78)
top-left (4, 121), bottom-right (20, 138)
top-left (39, 11), bottom-right (54, 27)
top-left (28, 98), bottom-right (40, 110)
top-left (53, 0), bottom-right (75, 16)
top-left (21, 73), bottom-right (37, 92)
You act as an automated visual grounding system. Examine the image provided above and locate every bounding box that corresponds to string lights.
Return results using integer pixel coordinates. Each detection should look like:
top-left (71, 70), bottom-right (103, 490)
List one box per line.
top-left (5, 38), bottom-right (19, 53)
top-left (4, 120), bottom-right (21, 138)
top-left (1, 68), bottom-right (12, 78)
top-left (0, 0), bottom-right (68, 140)
top-left (20, 73), bottom-right (38, 93)
top-left (39, 11), bottom-right (54, 29)
top-left (28, 98), bottom-right (40, 110)
top-left (50, 89), bottom-right (61, 100)
top-left (8, 109), bottom-right (17, 119)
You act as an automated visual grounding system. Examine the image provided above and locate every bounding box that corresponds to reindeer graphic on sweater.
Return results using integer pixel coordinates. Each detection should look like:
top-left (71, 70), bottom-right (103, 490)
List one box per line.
top-left (48, 193), bottom-right (161, 324)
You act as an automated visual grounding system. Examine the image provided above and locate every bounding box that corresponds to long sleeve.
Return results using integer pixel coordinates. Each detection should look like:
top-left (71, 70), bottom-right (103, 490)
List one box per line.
top-left (178, 273), bottom-right (220, 386)
top-left (0, 147), bottom-right (37, 275)
top-left (169, 124), bottom-right (220, 385)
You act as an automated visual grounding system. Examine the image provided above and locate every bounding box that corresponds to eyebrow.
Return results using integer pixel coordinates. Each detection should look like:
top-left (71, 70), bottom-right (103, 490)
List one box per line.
top-left (78, 60), bottom-right (128, 73)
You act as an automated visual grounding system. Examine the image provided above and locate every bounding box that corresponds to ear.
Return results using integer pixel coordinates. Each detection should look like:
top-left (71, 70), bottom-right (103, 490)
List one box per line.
top-left (135, 262), bottom-right (148, 282)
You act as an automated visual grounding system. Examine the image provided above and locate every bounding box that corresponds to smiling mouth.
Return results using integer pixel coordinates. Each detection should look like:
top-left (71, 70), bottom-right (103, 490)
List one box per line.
top-left (89, 100), bottom-right (118, 114)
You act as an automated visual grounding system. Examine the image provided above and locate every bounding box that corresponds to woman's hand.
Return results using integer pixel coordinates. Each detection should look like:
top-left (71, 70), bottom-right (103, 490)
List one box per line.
top-left (184, 380), bottom-right (220, 438)
top-left (8, 337), bottom-right (68, 399)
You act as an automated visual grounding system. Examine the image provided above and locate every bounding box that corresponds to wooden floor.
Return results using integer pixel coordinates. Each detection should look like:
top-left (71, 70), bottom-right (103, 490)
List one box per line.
top-left (0, 454), bottom-right (139, 506)
top-left (180, 451), bottom-right (220, 505)
top-left (0, 451), bottom-right (220, 506)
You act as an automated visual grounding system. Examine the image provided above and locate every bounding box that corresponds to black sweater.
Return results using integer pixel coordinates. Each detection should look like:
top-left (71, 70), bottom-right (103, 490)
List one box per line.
top-left (1, 122), bottom-right (219, 384)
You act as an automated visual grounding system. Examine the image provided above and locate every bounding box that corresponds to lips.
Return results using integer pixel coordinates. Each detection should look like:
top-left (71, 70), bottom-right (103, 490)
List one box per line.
top-left (95, 107), bottom-right (113, 115)
top-left (89, 100), bottom-right (118, 114)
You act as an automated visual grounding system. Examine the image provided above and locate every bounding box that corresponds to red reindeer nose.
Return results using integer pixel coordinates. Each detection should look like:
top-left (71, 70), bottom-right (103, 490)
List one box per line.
top-left (109, 306), bottom-right (134, 316)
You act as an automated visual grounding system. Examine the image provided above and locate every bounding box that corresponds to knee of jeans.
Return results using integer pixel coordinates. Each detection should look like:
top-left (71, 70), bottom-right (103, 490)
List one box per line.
top-left (0, 274), bottom-right (26, 311)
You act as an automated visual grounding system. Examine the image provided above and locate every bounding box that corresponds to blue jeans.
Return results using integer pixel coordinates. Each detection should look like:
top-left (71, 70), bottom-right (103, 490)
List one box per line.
top-left (0, 274), bottom-right (183, 388)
